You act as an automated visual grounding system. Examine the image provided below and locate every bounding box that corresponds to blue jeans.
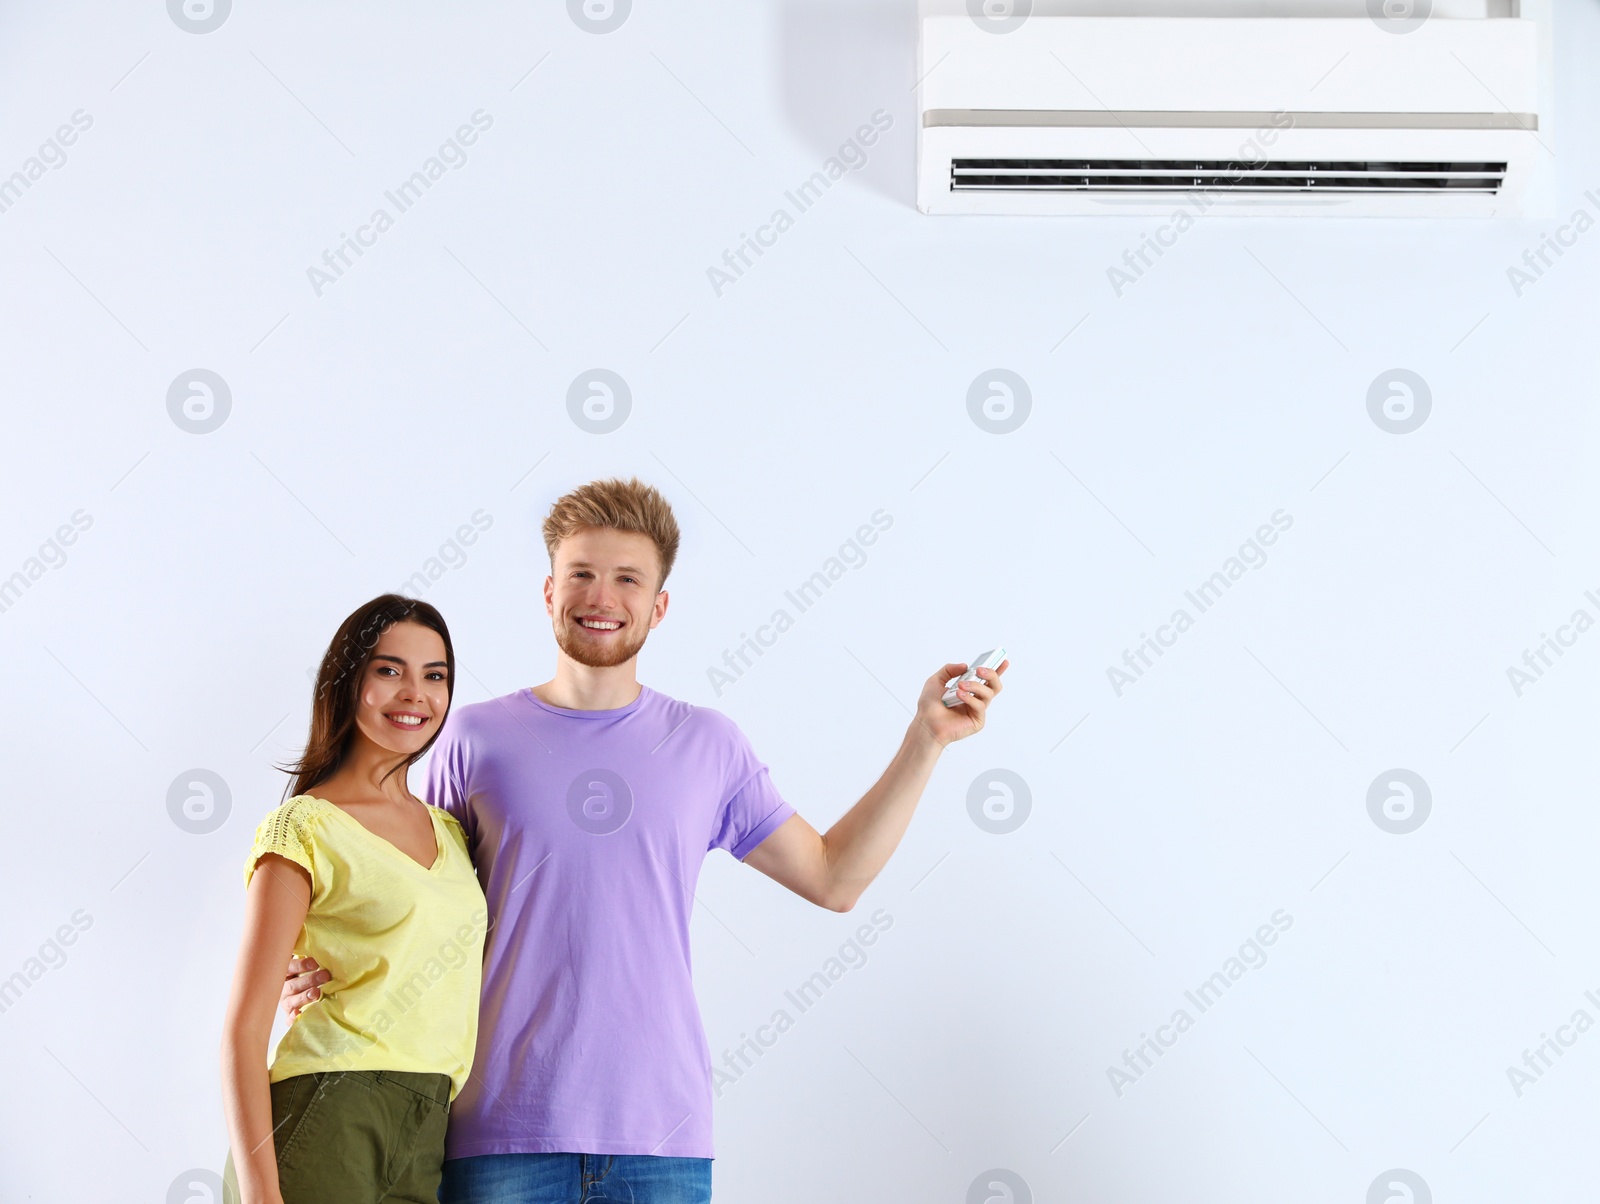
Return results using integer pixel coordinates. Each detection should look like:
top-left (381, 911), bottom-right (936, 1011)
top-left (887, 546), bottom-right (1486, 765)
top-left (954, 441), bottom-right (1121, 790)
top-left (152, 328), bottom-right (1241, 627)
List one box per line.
top-left (438, 1153), bottom-right (712, 1203)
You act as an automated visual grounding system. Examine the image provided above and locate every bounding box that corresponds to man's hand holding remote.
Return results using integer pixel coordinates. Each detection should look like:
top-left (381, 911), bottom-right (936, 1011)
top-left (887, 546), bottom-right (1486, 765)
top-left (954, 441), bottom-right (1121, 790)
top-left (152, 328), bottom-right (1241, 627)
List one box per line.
top-left (742, 655), bottom-right (1010, 911)
top-left (918, 655), bottom-right (1009, 748)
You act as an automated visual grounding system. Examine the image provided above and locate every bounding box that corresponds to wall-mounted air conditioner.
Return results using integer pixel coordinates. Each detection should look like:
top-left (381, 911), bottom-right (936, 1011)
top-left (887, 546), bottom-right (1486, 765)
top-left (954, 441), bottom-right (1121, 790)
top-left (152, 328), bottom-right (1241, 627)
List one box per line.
top-left (917, 0), bottom-right (1544, 216)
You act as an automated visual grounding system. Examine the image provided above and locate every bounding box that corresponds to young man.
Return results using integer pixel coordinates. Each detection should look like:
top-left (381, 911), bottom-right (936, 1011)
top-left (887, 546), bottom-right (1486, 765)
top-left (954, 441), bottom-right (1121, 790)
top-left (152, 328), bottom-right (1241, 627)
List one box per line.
top-left (277, 477), bottom-right (1008, 1203)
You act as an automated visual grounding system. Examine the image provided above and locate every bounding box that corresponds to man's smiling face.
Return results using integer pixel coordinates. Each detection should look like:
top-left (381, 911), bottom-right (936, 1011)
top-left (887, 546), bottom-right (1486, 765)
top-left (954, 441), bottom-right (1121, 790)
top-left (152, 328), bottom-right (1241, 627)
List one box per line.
top-left (545, 525), bottom-right (669, 669)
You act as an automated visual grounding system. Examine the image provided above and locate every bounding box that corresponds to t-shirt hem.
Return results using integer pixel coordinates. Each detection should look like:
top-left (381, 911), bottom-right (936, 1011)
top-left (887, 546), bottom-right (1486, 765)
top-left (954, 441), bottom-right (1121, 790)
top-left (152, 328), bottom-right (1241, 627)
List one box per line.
top-left (270, 1057), bottom-right (469, 1103)
top-left (445, 1138), bottom-right (714, 1160)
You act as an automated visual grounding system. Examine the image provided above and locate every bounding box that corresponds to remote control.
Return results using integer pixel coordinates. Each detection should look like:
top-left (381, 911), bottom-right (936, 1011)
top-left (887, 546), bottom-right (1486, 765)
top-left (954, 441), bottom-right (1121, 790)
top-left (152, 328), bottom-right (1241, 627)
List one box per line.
top-left (943, 647), bottom-right (1006, 707)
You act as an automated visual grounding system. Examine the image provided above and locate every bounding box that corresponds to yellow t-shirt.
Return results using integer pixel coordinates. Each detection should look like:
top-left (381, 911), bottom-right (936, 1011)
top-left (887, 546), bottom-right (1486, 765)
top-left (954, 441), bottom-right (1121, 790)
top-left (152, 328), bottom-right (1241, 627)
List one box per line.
top-left (244, 794), bottom-right (487, 1101)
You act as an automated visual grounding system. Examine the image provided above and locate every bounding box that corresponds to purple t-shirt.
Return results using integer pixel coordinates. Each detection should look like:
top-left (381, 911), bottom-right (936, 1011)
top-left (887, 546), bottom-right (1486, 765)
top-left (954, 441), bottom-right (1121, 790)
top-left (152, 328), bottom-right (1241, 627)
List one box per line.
top-left (424, 684), bottom-right (794, 1160)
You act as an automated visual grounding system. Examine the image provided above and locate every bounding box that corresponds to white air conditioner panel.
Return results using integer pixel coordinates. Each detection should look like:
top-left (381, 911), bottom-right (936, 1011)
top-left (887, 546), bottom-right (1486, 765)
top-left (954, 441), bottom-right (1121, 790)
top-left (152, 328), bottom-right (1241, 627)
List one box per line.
top-left (917, 11), bottom-right (1543, 216)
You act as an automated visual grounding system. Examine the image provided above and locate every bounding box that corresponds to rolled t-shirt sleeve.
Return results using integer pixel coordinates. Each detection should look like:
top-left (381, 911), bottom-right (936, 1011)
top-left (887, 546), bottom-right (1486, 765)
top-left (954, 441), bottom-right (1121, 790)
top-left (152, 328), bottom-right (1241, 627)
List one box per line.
top-left (707, 717), bottom-right (795, 859)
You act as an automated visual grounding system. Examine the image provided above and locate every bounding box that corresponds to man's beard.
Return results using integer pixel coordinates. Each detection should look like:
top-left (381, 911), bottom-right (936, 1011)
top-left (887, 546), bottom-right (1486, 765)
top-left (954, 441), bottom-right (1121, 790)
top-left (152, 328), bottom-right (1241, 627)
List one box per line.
top-left (554, 613), bottom-right (650, 668)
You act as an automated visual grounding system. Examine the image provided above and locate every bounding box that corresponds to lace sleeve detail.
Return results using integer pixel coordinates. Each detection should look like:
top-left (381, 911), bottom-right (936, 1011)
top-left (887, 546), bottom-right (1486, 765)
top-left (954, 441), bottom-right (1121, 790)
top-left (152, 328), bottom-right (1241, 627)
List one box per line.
top-left (244, 796), bottom-right (321, 890)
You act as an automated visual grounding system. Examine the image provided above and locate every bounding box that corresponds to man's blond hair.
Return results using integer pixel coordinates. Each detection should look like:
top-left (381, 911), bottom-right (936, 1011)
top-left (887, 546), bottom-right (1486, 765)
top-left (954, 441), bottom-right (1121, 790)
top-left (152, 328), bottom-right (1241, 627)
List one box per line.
top-left (542, 476), bottom-right (681, 591)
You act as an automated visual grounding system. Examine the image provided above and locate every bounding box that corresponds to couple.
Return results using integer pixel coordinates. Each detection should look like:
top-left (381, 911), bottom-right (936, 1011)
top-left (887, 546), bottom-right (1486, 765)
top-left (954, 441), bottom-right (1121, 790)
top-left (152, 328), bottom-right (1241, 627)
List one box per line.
top-left (220, 477), bottom-right (1009, 1204)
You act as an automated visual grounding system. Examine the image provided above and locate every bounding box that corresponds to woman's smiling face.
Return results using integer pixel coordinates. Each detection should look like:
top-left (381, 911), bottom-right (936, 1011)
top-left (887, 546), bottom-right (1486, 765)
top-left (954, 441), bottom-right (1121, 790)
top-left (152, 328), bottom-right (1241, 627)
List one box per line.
top-left (351, 620), bottom-right (451, 758)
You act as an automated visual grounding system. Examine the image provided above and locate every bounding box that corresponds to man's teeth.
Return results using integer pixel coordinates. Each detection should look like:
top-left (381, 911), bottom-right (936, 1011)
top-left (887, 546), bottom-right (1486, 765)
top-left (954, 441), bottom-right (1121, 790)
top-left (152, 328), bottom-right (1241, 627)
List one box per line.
top-left (388, 714), bottom-right (426, 726)
top-left (580, 619), bottom-right (621, 630)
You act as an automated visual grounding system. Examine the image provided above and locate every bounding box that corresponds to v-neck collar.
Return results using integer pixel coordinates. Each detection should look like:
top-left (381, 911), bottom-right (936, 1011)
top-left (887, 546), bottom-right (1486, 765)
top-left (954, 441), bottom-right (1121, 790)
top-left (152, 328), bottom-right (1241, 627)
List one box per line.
top-left (304, 795), bottom-right (444, 873)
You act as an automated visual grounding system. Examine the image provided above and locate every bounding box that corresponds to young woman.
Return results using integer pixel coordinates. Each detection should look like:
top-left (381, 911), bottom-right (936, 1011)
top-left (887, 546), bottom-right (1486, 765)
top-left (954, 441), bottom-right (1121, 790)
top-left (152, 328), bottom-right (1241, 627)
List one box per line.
top-left (221, 595), bottom-right (487, 1204)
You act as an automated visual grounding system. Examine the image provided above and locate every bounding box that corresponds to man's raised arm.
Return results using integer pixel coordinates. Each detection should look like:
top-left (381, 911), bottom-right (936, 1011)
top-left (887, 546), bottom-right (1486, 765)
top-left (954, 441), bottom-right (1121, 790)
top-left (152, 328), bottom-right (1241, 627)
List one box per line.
top-left (741, 658), bottom-right (1007, 911)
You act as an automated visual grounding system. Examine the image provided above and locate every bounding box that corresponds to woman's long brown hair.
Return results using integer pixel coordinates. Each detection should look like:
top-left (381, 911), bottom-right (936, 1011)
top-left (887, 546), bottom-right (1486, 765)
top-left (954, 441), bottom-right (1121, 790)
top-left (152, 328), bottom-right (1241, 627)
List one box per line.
top-left (281, 594), bottom-right (455, 800)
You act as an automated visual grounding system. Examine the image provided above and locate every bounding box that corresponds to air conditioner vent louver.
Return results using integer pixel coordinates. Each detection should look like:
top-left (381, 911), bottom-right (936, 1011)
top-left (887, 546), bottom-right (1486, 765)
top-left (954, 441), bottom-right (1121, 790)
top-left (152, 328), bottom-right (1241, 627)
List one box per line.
top-left (951, 159), bottom-right (1509, 194)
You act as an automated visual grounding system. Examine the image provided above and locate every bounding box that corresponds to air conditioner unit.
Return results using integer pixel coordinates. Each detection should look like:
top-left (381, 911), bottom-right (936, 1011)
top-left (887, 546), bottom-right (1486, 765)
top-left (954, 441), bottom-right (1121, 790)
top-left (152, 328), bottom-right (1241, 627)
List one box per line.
top-left (917, 0), bottom-right (1544, 216)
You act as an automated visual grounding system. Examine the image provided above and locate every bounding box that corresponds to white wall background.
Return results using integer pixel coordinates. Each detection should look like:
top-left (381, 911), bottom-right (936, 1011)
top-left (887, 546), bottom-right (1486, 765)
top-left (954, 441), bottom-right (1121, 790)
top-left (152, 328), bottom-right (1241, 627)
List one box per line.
top-left (2, 1), bottom-right (1598, 1201)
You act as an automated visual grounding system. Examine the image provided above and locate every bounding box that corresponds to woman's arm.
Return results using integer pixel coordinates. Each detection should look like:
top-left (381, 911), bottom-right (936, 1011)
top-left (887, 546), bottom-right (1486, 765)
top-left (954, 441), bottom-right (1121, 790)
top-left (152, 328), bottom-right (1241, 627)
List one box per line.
top-left (220, 853), bottom-right (312, 1204)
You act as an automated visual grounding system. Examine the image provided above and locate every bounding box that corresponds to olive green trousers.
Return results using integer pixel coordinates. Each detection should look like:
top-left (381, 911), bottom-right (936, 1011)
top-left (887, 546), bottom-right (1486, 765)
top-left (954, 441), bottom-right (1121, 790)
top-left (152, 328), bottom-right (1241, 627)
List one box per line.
top-left (223, 1070), bottom-right (451, 1204)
